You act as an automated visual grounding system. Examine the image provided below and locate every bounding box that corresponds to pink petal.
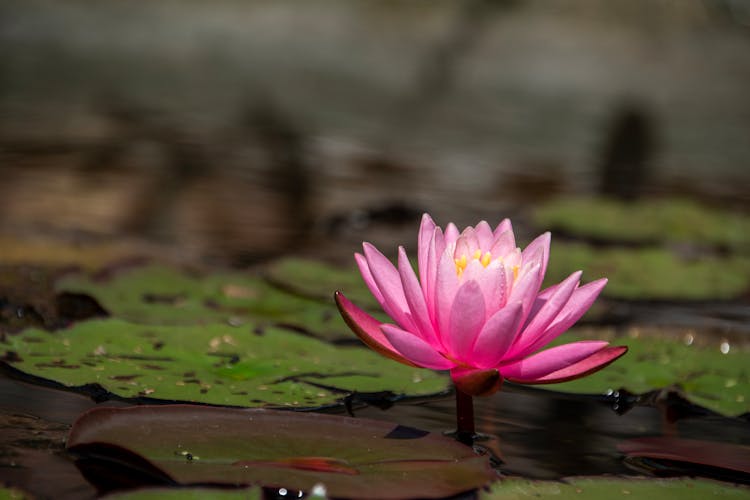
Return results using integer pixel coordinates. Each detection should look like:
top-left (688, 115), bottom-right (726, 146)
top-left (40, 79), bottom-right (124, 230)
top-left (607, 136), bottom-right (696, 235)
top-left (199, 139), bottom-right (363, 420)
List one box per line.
top-left (461, 259), bottom-right (506, 315)
top-left (355, 253), bottom-right (385, 305)
top-left (363, 242), bottom-right (416, 332)
top-left (423, 227), bottom-right (445, 316)
top-left (474, 221), bottom-right (494, 250)
top-left (493, 218), bottom-right (512, 239)
top-left (507, 259), bottom-right (544, 321)
top-left (471, 301), bottom-right (524, 368)
top-left (508, 271), bottom-right (582, 359)
top-left (444, 222), bottom-right (460, 245)
top-left (397, 246), bottom-right (437, 344)
top-left (447, 280), bottom-right (486, 360)
top-left (490, 229), bottom-right (516, 259)
top-left (513, 345), bottom-right (628, 384)
top-left (455, 227), bottom-right (479, 258)
top-left (530, 278), bottom-right (608, 351)
top-left (499, 340), bottom-right (610, 381)
top-left (522, 232), bottom-right (551, 278)
top-left (417, 214), bottom-right (436, 286)
top-left (434, 244), bottom-right (460, 347)
top-left (381, 324), bottom-right (455, 370)
top-left (334, 291), bottom-right (417, 367)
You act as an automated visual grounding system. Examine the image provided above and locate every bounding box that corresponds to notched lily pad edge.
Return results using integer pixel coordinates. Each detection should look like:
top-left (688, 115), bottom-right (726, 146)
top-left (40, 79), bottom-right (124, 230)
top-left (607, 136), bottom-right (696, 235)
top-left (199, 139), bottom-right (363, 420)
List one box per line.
top-left (0, 360), bottom-right (451, 412)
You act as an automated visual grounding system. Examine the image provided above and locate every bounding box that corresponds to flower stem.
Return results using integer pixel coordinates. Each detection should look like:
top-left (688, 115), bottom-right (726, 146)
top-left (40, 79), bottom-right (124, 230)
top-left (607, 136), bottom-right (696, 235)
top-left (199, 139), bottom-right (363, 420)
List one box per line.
top-left (455, 388), bottom-right (475, 445)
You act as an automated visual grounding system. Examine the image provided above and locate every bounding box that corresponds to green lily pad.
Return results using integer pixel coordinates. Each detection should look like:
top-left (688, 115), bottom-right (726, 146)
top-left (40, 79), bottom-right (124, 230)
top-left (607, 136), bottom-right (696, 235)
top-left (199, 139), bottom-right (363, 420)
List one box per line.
top-left (546, 327), bottom-right (749, 416)
top-left (0, 485), bottom-right (32, 500)
top-left (482, 477), bottom-right (749, 499)
top-left (545, 242), bottom-right (750, 300)
top-left (266, 257), bottom-right (381, 310)
top-left (55, 264), bottom-right (381, 341)
top-left (533, 197), bottom-right (750, 251)
top-left (67, 405), bottom-right (494, 499)
top-left (104, 487), bottom-right (263, 500)
top-left (1, 318), bottom-right (448, 408)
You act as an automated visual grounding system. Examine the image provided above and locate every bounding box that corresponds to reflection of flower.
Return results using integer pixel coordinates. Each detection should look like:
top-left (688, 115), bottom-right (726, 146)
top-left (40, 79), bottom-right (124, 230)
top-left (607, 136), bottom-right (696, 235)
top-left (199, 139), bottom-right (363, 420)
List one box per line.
top-left (336, 214), bottom-right (626, 397)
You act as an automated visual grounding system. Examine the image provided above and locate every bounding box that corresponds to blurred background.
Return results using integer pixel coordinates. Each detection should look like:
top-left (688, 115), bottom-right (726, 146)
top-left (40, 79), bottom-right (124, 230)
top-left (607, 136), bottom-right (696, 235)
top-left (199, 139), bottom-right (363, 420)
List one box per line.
top-left (1, 0), bottom-right (749, 265)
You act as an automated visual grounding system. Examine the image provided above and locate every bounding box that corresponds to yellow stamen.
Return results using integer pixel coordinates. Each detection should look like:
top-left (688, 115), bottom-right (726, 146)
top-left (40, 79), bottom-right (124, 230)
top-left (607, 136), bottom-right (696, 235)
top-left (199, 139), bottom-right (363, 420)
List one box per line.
top-left (481, 251), bottom-right (492, 268)
top-left (454, 255), bottom-right (467, 276)
top-left (472, 249), bottom-right (482, 260)
top-left (512, 265), bottom-right (519, 281)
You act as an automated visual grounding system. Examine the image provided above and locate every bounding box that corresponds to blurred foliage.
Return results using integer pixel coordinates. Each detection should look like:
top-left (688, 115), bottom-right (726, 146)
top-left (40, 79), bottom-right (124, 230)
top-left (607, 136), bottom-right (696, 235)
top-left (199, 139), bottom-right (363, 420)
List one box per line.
top-left (534, 197), bottom-right (750, 251)
top-left (104, 487), bottom-right (262, 500)
top-left (546, 242), bottom-right (750, 300)
top-left (483, 477), bottom-right (749, 499)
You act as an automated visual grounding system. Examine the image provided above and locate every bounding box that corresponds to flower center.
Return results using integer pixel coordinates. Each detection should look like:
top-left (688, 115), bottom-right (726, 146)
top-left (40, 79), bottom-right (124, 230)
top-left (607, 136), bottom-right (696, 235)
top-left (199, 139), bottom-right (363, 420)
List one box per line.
top-left (454, 249), bottom-right (492, 277)
top-left (454, 249), bottom-right (520, 280)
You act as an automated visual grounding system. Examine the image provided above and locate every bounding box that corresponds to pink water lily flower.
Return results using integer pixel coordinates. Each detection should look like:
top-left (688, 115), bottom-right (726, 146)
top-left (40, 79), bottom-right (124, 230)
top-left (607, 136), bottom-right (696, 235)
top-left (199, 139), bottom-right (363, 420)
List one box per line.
top-left (336, 214), bottom-right (626, 398)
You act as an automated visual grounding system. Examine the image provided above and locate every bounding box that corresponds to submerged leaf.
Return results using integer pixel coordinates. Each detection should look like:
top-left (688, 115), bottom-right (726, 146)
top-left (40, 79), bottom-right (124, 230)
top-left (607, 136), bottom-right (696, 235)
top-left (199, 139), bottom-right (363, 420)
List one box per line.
top-left (67, 405), bottom-right (495, 499)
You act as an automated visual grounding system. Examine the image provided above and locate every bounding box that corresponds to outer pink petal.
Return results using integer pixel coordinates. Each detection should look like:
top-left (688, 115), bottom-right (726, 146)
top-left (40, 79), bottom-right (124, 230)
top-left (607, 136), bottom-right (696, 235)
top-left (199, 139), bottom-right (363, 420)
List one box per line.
top-left (474, 221), bottom-right (494, 250)
top-left (512, 345), bottom-right (628, 384)
top-left (471, 301), bottom-right (524, 368)
top-left (447, 280), bottom-right (486, 361)
top-left (417, 214), bottom-right (436, 286)
top-left (522, 232), bottom-right (551, 277)
top-left (334, 291), bottom-right (417, 367)
top-left (423, 227), bottom-right (444, 317)
top-left (434, 244), bottom-right (460, 347)
top-left (499, 340), bottom-right (610, 381)
top-left (381, 324), bottom-right (456, 370)
top-left (508, 271), bottom-right (582, 359)
top-left (397, 246), bottom-right (437, 344)
top-left (355, 252), bottom-right (385, 305)
top-left (362, 242), bottom-right (416, 332)
top-left (527, 278), bottom-right (608, 353)
top-left (451, 366), bottom-right (502, 397)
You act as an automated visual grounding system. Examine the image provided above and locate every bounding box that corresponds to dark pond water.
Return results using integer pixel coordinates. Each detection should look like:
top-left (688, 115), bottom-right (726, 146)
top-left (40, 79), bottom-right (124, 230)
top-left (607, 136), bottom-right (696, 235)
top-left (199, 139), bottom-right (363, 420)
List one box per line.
top-left (2, 365), bottom-right (748, 499)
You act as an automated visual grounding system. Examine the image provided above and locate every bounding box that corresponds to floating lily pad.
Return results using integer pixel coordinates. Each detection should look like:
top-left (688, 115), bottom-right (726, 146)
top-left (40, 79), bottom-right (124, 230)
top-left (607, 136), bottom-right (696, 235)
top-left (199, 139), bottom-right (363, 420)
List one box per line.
top-left (482, 477), bottom-right (749, 499)
top-left (56, 264), bottom-right (385, 341)
top-left (545, 242), bottom-right (750, 300)
top-left (1, 318), bottom-right (448, 408)
top-left (546, 327), bottom-right (749, 416)
top-left (0, 485), bottom-right (32, 500)
top-left (266, 257), bottom-right (381, 310)
top-left (533, 197), bottom-right (750, 251)
top-left (67, 405), bottom-right (494, 499)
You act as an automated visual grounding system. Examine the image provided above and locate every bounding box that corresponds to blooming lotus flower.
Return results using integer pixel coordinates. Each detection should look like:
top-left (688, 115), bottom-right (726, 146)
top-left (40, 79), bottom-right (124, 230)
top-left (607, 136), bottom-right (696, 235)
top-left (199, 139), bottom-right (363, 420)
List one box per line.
top-left (335, 214), bottom-right (626, 399)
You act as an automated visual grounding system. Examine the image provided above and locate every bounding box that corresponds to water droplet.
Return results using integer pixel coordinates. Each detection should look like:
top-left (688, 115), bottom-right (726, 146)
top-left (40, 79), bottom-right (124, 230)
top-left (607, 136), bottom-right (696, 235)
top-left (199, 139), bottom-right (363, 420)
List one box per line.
top-left (278, 488), bottom-right (288, 497)
top-left (310, 483), bottom-right (327, 497)
top-left (720, 341), bottom-right (730, 354)
top-left (683, 332), bottom-right (694, 346)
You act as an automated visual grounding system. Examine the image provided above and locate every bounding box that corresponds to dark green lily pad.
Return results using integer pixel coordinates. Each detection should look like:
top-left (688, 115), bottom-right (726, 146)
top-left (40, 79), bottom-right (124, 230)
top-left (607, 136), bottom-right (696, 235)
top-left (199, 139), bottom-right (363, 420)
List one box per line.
top-left (67, 405), bottom-right (494, 499)
top-left (546, 327), bottom-right (749, 416)
top-left (482, 477), bottom-right (749, 499)
top-left (104, 487), bottom-right (263, 500)
top-left (534, 197), bottom-right (750, 251)
top-left (55, 264), bottom-right (385, 341)
top-left (545, 242), bottom-right (750, 300)
top-left (1, 318), bottom-right (448, 408)
top-left (266, 257), bottom-right (381, 310)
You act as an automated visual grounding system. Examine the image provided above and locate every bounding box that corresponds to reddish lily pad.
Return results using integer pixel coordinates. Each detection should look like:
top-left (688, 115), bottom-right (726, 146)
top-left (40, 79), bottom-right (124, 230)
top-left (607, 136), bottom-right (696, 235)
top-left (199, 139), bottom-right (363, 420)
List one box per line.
top-left (1, 318), bottom-right (448, 408)
top-left (482, 477), bottom-right (749, 499)
top-left (67, 405), bottom-right (495, 499)
top-left (103, 487), bottom-right (263, 500)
